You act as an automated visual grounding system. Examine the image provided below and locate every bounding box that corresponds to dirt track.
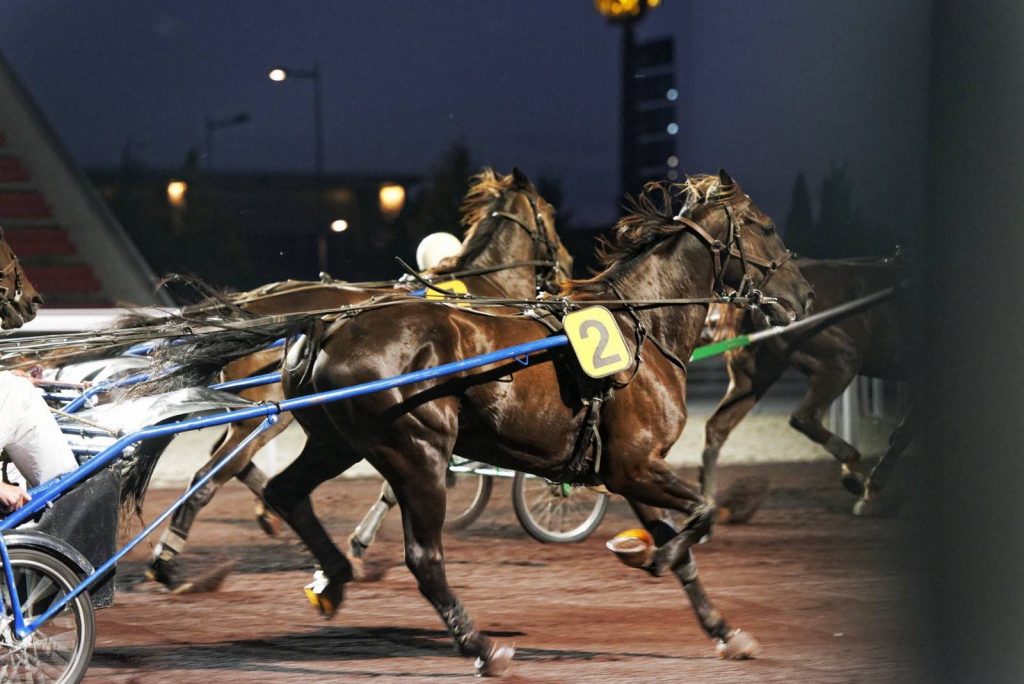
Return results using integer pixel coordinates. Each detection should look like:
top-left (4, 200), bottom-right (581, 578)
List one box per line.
top-left (87, 462), bottom-right (925, 683)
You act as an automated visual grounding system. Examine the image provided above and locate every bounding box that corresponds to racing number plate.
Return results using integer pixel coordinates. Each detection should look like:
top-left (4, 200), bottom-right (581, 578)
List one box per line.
top-left (425, 279), bottom-right (469, 304)
top-left (563, 306), bottom-right (631, 378)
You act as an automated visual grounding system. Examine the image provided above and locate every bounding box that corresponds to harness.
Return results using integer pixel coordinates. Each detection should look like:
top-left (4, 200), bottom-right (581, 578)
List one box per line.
top-left (555, 190), bottom-right (794, 484)
top-left (488, 188), bottom-right (567, 296)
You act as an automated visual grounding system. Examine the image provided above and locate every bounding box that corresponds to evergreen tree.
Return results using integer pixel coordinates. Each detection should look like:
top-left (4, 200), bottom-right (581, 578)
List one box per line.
top-left (783, 172), bottom-right (814, 257)
top-left (407, 143), bottom-right (472, 243)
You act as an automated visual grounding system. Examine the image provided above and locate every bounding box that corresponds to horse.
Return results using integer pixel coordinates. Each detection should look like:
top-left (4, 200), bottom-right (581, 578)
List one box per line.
top-left (0, 226), bottom-right (42, 330)
top-left (144, 168), bottom-right (573, 591)
top-left (147, 170), bottom-right (813, 675)
top-left (699, 255), bottom-right (912, 513)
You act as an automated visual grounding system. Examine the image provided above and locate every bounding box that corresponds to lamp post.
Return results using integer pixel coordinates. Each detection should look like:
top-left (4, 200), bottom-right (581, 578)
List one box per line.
top-left (268, 64), bottom-right (324, 174)
top-left (205, 112), bottom-right (251, 169)
top-left (269, 63), bottom-right (328, 272)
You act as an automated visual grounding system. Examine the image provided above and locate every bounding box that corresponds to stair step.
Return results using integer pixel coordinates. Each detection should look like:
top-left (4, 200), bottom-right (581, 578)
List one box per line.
top-left (0, 190), bottom-right (52, 219)
top-left (4, 225), bottom-right (76, 257)
top-left (0, 156), bottom-right (30, 183)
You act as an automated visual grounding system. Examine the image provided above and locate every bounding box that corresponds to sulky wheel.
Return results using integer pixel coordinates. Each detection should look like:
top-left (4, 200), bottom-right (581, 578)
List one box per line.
top-left (512, 472), bottom-right (609, 543)
top-left (444, 458), bottom-right (494, 530)
top-left (0, 548), bottom-right (95, 683)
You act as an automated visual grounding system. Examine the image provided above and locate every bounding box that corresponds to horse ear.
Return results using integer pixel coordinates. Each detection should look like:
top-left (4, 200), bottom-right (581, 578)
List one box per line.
top-left (512, 167), bottom-right (532, 190)
top-left (717, 168), bottom-right (734, 189)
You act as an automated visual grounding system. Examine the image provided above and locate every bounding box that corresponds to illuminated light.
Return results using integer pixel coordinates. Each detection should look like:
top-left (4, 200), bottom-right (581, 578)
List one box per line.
top-left (666, 88), bottom-right (678, 101)
top-left (268, 68), bottom-right (287, 82)
top-left (166, 180), bottom-right (188, 207)
top-left (647, 0), bottom-right (661, 7)
top-left (330, 219), bottom-right (349, 233)
top-left (667, 170), bottom-right (679, 181)
top-left (378, 183), bottom-right (406, 219)
top-left (667, 155), bottom-right (679, 168)
top-left (666, 122), bottom-right (679, 135)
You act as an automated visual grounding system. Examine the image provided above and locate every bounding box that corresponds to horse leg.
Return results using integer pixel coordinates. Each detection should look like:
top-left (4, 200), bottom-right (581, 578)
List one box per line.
top-left (701, 351), bottom-right (785, 505)
top-left (604, 450), bottom-right (758, 659)
top-left (626, 499), bottom-right (760, 658)
top-left (855, 401), bottom-right (921, 516)
top-left (788, 359), bottom-right (865, 496)
top-left (146, 417), bottom-right (280, 591)
top-left (232, 412), bottom-right (294, 537)
top-left (262, 436), bottom-right (359, 618)
top-left (378, 453), bottom-right (514, 676)
top-left (346, 480), bottom-right (397, 569)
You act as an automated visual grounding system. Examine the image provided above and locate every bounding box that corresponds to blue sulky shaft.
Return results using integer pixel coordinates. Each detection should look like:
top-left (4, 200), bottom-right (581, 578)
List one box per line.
top-left (1, 334), bottom-right (568, 637)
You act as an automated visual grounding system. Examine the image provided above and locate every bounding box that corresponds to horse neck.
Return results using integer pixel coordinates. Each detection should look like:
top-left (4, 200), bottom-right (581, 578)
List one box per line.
top-left (459, 217), bottom-right (540, 299)
top-left (613, 232), bottom-right (717, 363)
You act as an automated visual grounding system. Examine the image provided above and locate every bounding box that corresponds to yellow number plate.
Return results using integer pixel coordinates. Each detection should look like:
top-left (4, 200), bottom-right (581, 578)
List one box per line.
top-left (563, 306), bottom-right (631, 378)
top-left (425, 279), bottom-right (469, 303)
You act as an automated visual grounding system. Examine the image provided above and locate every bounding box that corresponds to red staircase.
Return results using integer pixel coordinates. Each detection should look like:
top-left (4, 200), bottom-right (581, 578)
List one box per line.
top-left (0, 128), bottom-right (110, 307)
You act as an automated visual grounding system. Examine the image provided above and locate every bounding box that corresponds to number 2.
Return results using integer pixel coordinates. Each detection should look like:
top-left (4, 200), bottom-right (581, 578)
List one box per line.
top-left (580, 320), bottom-right (624, 369)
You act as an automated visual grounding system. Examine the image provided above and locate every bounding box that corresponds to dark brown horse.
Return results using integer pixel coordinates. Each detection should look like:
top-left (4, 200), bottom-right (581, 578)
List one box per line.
top-left (0, 227), bottom-right (42, 331)
top-left (700, 256), bottom-right (912, 512)
top-left (196, 172), bottom-right (811, 675)
top-left (146, 168), bottom-right (573, 591)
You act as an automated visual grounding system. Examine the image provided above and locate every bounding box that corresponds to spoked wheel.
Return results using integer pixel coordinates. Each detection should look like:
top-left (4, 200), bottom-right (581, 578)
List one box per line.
top-left (512, 472), bottom-right (609, 543)
top-left (0, 548), bottom-right (95, 683)
top-left (444, 457), bottom-right (494, 530)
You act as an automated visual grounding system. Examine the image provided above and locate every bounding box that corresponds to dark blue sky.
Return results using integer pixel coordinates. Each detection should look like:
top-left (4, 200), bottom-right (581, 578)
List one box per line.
top-left (0, 1), bottom-right (930, 229)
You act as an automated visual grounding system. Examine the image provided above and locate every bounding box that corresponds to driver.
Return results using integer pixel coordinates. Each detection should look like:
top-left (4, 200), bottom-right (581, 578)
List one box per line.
top-left (0, 370), bottom-right (78, 511)
top-left (416, 232), bottom-right (462, 271)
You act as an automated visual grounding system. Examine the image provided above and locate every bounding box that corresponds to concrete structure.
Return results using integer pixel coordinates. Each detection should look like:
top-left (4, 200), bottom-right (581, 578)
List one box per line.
top-left (0, 49), bottom-right (167, 307)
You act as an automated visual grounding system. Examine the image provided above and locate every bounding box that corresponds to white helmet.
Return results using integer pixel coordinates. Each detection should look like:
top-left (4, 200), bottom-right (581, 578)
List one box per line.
top-left (416, 232), bottom-right (462, 271)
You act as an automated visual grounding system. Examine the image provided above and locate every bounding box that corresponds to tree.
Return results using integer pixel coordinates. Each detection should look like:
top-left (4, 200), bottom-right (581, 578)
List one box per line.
top-left (407, 143), bottom-right (473, 244)
top-left (783, 173), bottom-right (814, 257)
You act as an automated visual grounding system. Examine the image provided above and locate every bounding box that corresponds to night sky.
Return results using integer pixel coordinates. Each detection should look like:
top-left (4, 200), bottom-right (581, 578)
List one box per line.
top-left (0, 1), bottom-right (930, 230)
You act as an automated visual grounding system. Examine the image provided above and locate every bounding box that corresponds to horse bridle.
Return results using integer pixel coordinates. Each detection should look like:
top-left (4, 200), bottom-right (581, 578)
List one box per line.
top-left (673, 193), bottom-right (793, 307)
top-left (489, 189), bottom-right (566, 296)
top-left (0, 236), bottom-right (26, 312)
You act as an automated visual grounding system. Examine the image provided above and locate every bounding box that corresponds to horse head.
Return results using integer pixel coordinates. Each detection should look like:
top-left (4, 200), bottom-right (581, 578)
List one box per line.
top-left (0, 227), bottom-right (43, 330)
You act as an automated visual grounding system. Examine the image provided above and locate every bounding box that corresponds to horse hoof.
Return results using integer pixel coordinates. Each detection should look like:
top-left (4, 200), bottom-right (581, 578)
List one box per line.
top-left (303, 571), bottom-right (346, 619)
top-left (256, 509), bottom-right (282, 537)
top-left (853, 495), bottom-right (899, 518)
top-left (475, 641), bottom-right (515, 677)
top-left (715, 629), bottom-right (760, 660)
top-left (840, 465), bottom-right (866, 497)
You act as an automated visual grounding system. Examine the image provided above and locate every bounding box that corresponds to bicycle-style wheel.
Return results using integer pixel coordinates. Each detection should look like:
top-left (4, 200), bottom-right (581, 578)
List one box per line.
top-left (0, 548), bottom-right (95, 683)
top-left (444, 459), bottom-right (494, 530)
top-left (511, 472), bottom-right (609, 543)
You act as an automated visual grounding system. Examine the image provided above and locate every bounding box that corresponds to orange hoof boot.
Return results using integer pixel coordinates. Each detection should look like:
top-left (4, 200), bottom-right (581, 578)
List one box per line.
top-left (303, 571), bottom-right (346, 619)
top-left (474, 641), bottom-right (515, 677)
top-left (715, 629), bottom-right (761, 660)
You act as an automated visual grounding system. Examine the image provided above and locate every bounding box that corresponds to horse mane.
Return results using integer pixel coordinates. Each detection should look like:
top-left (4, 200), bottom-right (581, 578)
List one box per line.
top-left (433, 168), bottom-right (522, 273)
top-left (564, 175), bottom-right (729, 295)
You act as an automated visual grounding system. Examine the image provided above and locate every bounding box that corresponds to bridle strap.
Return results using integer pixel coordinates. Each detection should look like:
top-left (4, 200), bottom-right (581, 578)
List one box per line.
top-left (673, 206), bottom-right (791, 299)
top-left (490, 188), bottom-right (565, 295)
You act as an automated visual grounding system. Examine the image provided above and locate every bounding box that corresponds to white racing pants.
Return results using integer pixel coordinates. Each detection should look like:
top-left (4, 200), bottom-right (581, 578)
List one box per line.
top-left (0, 371), bottom-right (78, 487)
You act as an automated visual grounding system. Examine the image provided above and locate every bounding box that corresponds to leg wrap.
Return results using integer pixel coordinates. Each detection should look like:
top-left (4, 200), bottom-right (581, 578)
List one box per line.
top-left (438, 600), bottom-right (485, 657)
top-left (647, 504), bottom-right (714, 576)
top-left (351, 498), bottom-right (393, 550)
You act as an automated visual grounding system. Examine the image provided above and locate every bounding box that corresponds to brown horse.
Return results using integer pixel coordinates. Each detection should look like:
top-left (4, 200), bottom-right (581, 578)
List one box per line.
top-left (0, 227), bottom-right (42, 331)
top-left (187, 172), bottom-right (812, 675)
top-left (700, 256), bottom-right (911, 511)
top-left (146, 168), bottom-right (573, 591)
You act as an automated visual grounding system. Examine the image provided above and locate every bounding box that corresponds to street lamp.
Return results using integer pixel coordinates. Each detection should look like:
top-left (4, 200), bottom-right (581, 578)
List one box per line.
top-left (267, 64), bottom-right (324, 174)
top-left (205, 112), bottom-right (251, 169)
